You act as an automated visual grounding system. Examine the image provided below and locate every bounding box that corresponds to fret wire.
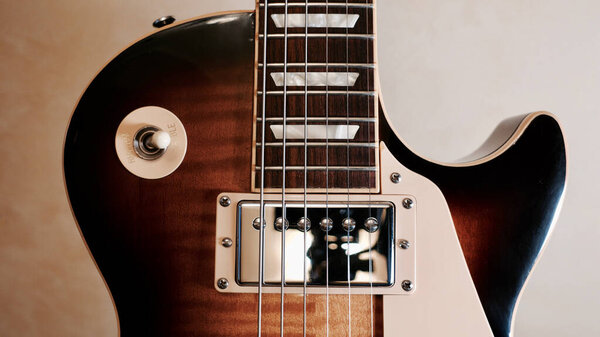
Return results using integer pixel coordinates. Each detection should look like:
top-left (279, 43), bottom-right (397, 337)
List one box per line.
top-left (257, 117), bottom-right (376, 122)
top-left (259, 33), bottom-right (374, 38)
top-left (259, 3), bottom-right (373, 8)
top-left (256, 142), bottom-right (378, 147)
top-left (256, 166), bottom-right (377, 171)
top-left (259, 63), bottom-right (375, 68)
top-left (258, 90), bottom-right (376, 95)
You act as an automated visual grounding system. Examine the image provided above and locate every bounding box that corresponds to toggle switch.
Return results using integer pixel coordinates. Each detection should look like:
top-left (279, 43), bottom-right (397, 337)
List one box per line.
top-left (133, 126), bottom-right (170, 160)
top-left (146, 130), bottom-right (171, 150)
top-left (115, 106), bottom-right (187, 179)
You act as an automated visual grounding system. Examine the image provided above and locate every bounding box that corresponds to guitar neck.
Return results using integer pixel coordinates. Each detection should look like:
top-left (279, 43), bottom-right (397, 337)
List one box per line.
top-left (253, 0), bottom-right (380, 192)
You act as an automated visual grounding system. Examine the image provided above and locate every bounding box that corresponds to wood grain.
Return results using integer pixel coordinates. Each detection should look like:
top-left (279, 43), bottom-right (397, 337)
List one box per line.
top-left (64, 12), bottom-right (382, 337)
top-left (63, 8), bottom-right (567, 337)
top-left (254, 0), bottom-right (378, 190)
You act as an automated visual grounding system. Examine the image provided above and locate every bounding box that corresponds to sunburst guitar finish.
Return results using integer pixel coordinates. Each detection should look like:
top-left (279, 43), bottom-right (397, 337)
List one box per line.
top-left (63, 10), bottom-right (566, 337)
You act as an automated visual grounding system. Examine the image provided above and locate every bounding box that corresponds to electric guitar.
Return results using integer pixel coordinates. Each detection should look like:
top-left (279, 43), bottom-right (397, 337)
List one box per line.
top-left (63, 1), bottom-right (567, 336)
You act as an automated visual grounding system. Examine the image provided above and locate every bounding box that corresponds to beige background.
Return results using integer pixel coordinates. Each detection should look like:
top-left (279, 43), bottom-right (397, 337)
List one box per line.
top-left (0, 0), bottom-right (598, 336)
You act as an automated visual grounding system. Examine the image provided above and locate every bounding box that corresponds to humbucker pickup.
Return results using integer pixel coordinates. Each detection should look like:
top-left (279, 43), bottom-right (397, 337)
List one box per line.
top-left (237, 201), bottom-right (394, 286)
top-left (214, 193), bottom-right (416, 295)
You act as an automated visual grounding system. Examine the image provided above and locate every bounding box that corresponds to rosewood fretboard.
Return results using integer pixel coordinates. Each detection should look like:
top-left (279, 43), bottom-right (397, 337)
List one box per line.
top-left (253, 0), bottom-right (379, 192)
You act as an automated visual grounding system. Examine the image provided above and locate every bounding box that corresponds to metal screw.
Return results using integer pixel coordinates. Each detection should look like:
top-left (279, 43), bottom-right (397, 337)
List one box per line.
top-left (363, 217), bottom-right (379, 233)
top-left (221, 237), bottom-right (233, 248)
top-left (274, 217), bottom-right (289, 231)
top-left (342, 218), bottom-right (356, 232)
top-left (217, 278), bottom-right (229, 289)
top-left (296, 217), bottom-right (311, 232)
top-left (219, 196), bottom-right (231, 207)
top-left (153, 15), bottom-right (176, 28)
top-left (320, 217), bottom-right (333, 232)
top-left (402, 198), bottom-right (414, 209)
top-left (390, 172), bottom-right (401, 184)
top-left (252, 217), bottom-right (265, 230)
top-left (398, 239), bottom-right (411, 249)
top-left (401, 280), bottom-right (414, 292)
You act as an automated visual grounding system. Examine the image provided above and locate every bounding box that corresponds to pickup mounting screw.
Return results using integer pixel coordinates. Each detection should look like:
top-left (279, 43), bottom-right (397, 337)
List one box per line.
top-left (219, 196), bottom-right (231, 207)
top-left (217, 278), bottom-right (229, 289)
top-left (402, 198), bottom-right (414, 209)
top-left (401, 280), bottom-right (414, 292)
top-left (398, 239), bottom-right (410, 249)
top-left (390, 172), bottom-right (401, 184)
top-left (221, 237), bottom-right (233, 247)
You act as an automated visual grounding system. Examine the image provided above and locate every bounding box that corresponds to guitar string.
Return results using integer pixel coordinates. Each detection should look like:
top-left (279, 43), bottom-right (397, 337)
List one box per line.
top-left (280, 0), bottom-right (289, 336)
top-left (258, 0), bottom-right (269, 336)
top-left (260, 4), bottom-right (372, 337)
top-left (302, 1), bottom-right (309, 337)
top-left (325, 0), bottom-right (330, 336)
top-left (366, 1), bottom-right (374, 335)
top-left (345, 0), bottom-right (352, 336)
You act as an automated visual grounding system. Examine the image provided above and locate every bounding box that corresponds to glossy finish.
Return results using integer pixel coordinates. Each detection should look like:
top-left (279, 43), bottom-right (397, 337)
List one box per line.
top-left (381, 112), bottom-right (567, 337)
top-left (64, 10), bottom-right (566, 337)
top-left (64, 12), bottom-right (381, 337)
top-left (235, 201), bottom-right (394, 286)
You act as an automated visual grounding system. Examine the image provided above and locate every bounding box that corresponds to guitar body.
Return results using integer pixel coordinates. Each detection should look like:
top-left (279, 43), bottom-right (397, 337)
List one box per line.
top-left (380, 111), bottom-right (567, 337)
top-left (64, 11), bottom-right (566, 337)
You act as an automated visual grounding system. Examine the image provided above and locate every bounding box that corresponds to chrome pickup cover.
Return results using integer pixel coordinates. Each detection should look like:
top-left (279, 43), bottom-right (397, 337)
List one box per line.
top-left (215, 193), bottom-right (416, 295)
top-left (237, 201), bottom-right (394, 286)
